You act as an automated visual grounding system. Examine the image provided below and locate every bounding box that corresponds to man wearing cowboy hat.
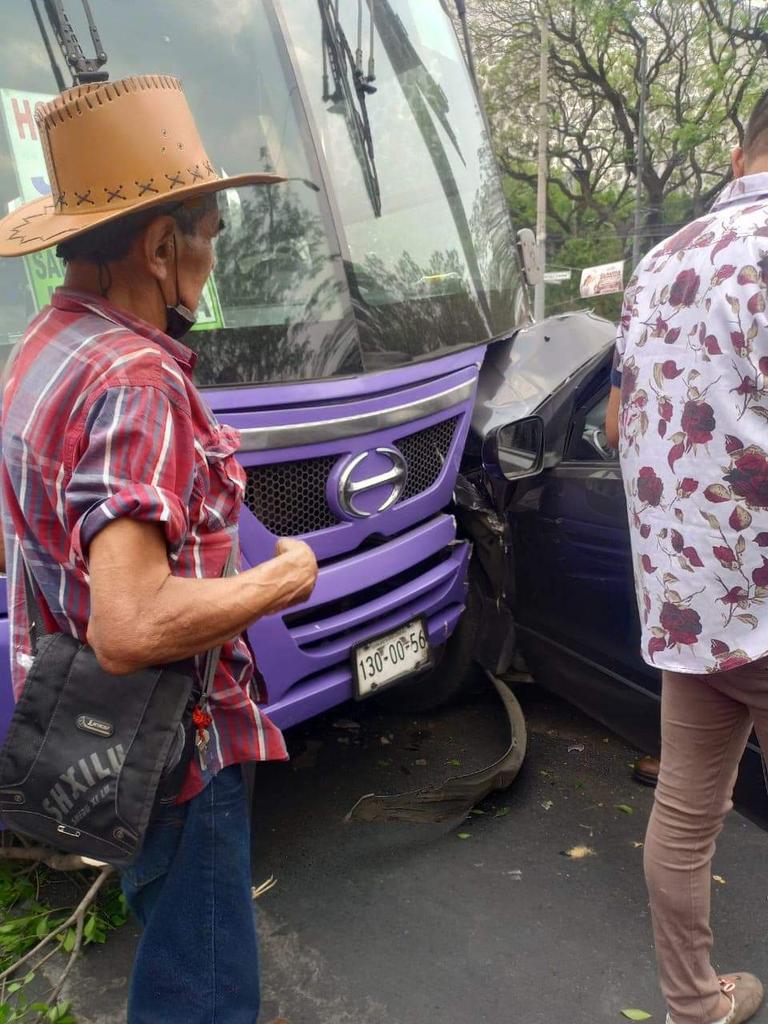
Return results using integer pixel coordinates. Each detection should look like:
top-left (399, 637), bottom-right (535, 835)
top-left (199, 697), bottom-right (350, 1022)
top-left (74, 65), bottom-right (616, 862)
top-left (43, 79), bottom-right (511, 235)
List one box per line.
top-left (0, 75), bottom-right (317, 1023)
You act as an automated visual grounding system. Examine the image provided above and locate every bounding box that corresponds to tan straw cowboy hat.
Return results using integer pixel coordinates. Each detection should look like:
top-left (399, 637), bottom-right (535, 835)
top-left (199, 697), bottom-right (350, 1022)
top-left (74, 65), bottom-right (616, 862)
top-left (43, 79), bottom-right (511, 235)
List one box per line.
top-left (0, 74), bottom-right (285, 257)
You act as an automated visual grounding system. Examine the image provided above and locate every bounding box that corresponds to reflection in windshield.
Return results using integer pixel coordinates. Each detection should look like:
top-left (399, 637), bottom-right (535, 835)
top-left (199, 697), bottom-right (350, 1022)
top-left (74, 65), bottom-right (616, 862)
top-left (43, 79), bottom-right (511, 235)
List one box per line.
top-left (195, 183), bottom-right (359, 384)
top-left (371, 0), bottom-right (490, 331)
top-left (0, 0), bottom-right (522, 386)
top-left (282, 0), bottom-right (520, 366)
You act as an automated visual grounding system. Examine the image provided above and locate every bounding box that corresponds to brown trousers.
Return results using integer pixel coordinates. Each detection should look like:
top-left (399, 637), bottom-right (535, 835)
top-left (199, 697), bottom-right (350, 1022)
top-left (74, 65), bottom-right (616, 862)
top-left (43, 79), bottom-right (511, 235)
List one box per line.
top-left (645, 661), bottom-right (768, 1024)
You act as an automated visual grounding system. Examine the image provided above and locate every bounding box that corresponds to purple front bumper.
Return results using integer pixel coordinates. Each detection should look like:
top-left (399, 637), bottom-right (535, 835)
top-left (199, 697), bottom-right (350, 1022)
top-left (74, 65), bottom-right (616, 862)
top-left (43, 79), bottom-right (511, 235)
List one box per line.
top-left (253, 517), bottom-right (471, 728)
top-left (0, 344), bottom-right (484, 742)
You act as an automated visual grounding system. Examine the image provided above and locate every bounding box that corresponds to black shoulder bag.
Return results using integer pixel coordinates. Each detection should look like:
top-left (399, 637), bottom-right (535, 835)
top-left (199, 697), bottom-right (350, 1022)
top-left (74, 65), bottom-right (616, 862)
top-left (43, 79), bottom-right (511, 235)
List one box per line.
top-left (0, 546), bottom-right (235, 867)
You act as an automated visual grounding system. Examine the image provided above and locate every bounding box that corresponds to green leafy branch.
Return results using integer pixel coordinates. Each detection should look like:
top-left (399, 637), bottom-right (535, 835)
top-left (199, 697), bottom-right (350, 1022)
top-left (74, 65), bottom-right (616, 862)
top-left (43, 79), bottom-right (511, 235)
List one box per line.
top-left (0, 837), bottom-right (126, 1022)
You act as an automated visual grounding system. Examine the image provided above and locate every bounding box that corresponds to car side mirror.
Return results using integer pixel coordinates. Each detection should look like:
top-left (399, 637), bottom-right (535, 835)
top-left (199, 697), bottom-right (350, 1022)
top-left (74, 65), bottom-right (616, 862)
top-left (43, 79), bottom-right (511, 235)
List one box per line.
top-left (483, 415), bottom-right (545, 481)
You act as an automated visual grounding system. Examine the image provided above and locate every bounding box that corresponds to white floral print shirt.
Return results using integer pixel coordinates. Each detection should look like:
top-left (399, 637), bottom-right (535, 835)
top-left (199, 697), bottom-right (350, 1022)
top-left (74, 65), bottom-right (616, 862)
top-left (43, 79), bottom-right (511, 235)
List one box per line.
top-left (615, 172), bottom-right (768, 673)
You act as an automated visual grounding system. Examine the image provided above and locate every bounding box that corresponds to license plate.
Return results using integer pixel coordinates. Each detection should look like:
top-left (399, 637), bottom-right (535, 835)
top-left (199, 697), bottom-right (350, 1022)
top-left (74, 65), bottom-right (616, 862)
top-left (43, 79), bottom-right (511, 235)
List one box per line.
top-left (353, 618), bottom-right (432, 698)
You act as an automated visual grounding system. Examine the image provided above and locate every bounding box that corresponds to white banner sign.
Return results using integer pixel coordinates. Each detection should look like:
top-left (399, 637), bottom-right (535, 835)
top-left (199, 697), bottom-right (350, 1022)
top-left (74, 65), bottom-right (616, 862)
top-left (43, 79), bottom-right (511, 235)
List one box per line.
top-left (580, 260), bottom-right (625, 298)
top-left (543, 270), bottom-right (572, 283)
top-left (0, 88), bottom-right (54, 203)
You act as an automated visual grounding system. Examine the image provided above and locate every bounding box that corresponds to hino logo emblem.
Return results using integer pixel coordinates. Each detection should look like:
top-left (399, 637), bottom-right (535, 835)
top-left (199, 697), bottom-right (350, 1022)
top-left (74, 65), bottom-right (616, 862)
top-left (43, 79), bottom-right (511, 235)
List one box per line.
top-left (337, 447), bottom-right (407, 519)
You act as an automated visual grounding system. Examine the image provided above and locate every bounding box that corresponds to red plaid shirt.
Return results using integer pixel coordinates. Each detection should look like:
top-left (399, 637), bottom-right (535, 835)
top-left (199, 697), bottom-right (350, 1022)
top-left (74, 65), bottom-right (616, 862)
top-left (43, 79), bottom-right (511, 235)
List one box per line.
top-left (1, 289), bottom-right (287, 801)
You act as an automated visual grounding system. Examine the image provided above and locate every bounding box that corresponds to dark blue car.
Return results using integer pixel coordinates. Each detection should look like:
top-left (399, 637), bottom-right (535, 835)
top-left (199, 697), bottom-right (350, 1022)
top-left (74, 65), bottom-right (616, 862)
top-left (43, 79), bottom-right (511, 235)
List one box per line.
top-left (453, 310), bottom-right (767, 825)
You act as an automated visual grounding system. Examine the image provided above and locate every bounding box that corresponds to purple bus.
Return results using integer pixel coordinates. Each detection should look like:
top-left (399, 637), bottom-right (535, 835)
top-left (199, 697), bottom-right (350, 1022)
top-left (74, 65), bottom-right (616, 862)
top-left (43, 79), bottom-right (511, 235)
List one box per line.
top-left (0, 1), bottom-right (531, 739)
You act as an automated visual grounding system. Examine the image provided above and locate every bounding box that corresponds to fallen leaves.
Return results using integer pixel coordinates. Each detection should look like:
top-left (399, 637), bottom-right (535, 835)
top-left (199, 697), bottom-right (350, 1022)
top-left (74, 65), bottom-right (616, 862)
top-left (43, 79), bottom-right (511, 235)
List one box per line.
top-left (616, 804), bottom-right (635, 815)
top-left (564, 845), bottom-right (596, 859)
top-left (620, 1010), bottom-right (652, 1021)
top-left (457, 832), bottom-right (472, 840)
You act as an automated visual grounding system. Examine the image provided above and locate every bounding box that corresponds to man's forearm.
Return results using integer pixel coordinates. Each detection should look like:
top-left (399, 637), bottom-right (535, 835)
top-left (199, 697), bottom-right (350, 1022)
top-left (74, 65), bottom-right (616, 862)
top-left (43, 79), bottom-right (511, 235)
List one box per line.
top-left (89, 555), bottom-right (310, 674)
top-left (87, 520), bottom-right (316, 674)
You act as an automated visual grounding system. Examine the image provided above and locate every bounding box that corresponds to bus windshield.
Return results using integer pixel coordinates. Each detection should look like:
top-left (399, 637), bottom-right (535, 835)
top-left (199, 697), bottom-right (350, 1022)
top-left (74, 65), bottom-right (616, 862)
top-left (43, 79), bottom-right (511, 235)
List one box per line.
top-left (0, 1), bottom-right (521, 386)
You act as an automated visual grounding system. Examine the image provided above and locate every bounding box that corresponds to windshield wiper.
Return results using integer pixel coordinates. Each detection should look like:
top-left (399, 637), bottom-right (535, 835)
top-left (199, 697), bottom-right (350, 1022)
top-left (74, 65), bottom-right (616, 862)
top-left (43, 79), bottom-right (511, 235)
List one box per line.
top-left (319, 0), bottom-right (382, 218)
top-left (31, 0), bottom-right (109, 89)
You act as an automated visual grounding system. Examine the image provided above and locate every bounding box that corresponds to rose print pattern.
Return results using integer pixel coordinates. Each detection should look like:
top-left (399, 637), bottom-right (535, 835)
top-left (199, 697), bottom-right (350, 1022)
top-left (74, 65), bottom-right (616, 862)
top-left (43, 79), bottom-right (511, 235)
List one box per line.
top-left (637, 467), bottom-right (664, 507)
top-left (616, 172), bottom-right (768, 673)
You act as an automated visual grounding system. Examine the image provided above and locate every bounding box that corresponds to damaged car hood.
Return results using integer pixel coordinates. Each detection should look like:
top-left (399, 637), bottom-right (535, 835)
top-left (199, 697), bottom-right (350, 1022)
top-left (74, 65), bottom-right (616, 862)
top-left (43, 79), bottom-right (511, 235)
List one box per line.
top-left (472, 310), bottom-right (617, 438)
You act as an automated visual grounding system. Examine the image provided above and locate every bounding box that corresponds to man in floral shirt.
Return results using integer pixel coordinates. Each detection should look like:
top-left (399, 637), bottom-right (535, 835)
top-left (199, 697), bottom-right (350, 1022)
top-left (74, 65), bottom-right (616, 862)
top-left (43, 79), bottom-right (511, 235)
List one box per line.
top-left (607, 91), bottom-right (768, 1024)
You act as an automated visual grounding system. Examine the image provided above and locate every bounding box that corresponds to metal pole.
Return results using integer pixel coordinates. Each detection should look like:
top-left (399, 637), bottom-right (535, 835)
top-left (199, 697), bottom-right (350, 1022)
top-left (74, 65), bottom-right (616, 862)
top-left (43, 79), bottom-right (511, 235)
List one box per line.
top-left (632, 38), bottom-right (647, 269)
top-left (534, 19), bottom-right (549, 321)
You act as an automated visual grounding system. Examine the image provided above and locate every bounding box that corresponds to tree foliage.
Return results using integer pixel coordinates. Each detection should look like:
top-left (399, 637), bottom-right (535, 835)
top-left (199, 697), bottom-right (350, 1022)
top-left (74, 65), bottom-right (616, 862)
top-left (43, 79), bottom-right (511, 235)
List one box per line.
top-left (470, 0), bottom-right (767, 314)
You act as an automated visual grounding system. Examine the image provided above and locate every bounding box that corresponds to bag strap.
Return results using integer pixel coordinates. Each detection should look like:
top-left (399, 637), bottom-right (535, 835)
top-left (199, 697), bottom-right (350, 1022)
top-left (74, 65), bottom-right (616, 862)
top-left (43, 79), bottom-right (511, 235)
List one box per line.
top-left (198, 537), bottom-right (239, 702)
top-left (20, 535), bottom-right (240, 687)
top-left (20, 553), bottom-right (47, 656)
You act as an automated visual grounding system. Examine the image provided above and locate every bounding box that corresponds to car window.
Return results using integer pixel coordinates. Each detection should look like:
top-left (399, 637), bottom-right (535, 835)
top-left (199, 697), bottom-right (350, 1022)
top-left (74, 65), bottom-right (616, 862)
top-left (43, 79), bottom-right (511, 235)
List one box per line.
top-left (570, 391), bottom-right (618, 462)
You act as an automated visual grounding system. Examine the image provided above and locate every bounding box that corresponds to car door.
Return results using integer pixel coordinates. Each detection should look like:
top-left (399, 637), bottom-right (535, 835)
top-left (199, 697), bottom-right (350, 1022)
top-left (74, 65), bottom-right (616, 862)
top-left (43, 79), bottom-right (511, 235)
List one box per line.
top-left (510, 368), bottom-right (658, 696)
top-left (508, 366), bottom-right (767, 820)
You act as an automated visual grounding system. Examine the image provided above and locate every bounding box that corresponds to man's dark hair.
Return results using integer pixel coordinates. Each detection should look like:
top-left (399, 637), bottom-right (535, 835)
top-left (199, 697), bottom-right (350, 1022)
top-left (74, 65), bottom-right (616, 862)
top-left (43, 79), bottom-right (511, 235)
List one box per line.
top-left (744, 89), bottom-right (768, 160)
top-left (56, 192), bottom-right (219, 265)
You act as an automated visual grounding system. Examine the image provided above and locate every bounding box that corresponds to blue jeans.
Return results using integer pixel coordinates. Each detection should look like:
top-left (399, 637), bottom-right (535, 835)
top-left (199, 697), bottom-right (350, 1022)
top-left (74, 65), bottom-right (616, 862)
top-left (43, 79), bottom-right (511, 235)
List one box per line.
top-left (121, 765), bottom-right (260, 1024)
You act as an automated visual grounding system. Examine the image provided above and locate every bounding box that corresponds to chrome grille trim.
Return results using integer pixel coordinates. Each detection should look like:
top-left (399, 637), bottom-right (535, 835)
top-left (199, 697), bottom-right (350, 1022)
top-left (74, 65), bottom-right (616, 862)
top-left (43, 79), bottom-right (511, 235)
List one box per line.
top-left (242, 417), bottom-right (460, 537)
top-left (237, 378), bottom-right (474, 452)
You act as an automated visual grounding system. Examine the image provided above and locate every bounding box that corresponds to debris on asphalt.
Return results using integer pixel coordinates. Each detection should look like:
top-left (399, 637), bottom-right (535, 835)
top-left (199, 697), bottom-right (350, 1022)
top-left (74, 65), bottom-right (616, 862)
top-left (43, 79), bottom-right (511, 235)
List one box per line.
top-left (380, 736), bottom-right (391, 745)
top-left (290, 740), bottom-right (323, 770)
top-left (414, 758), bottom-right (428, 766)
top-left (616, 803), bottom-right (635, 815)
top-left (457, 832), bottom-right (472, 840)
top-left (344, 676), bottom-right (527, 825)
top-left (447, 758), bottom-right (462, 767)
top-left (332, 719), bottom-right (361, 731)
top-left (563, 845), bottom-right (596, 859)
top-left (541, 800), bottom-right (554, 811)
top-left (568, 744), bottom-right (585, 753)
top-left (713, 874), bottom-right (727, 885)
top-left (494, 807), bottom-right (510, 818)
top-left (620, 1010), bottom-right (652, 1021)
top-left (252, 876), bottom-right (278, 900)
top-left (632, 841), bottom-right (644, 849)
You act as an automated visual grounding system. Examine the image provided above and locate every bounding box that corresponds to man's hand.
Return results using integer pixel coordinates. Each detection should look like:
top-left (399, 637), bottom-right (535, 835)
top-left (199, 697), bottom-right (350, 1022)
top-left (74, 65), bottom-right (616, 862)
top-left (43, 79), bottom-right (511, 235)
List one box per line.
top-left (273, 538), bottom-right (318, 608)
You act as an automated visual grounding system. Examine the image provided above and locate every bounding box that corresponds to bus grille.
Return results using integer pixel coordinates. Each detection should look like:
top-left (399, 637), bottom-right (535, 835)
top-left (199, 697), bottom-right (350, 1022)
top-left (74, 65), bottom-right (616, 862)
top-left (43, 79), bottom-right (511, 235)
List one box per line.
top-left (243, 416), bottom-right (460, 536)
top-left (396, 416), bottom-right (459, 501)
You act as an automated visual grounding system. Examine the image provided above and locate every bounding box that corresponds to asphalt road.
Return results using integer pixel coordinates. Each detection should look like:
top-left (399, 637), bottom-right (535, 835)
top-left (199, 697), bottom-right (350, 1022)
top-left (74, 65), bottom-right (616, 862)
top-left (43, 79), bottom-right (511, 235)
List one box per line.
top-left (53, 681), bottom-right (768, 1024)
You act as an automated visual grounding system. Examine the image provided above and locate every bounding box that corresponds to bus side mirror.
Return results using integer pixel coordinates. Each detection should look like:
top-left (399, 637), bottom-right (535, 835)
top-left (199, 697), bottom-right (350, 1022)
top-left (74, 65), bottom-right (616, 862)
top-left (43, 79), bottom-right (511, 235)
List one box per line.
top-left (516, 228), bottom-right (543, 288)
top-left (483, 416), bottom-right (545, 481)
